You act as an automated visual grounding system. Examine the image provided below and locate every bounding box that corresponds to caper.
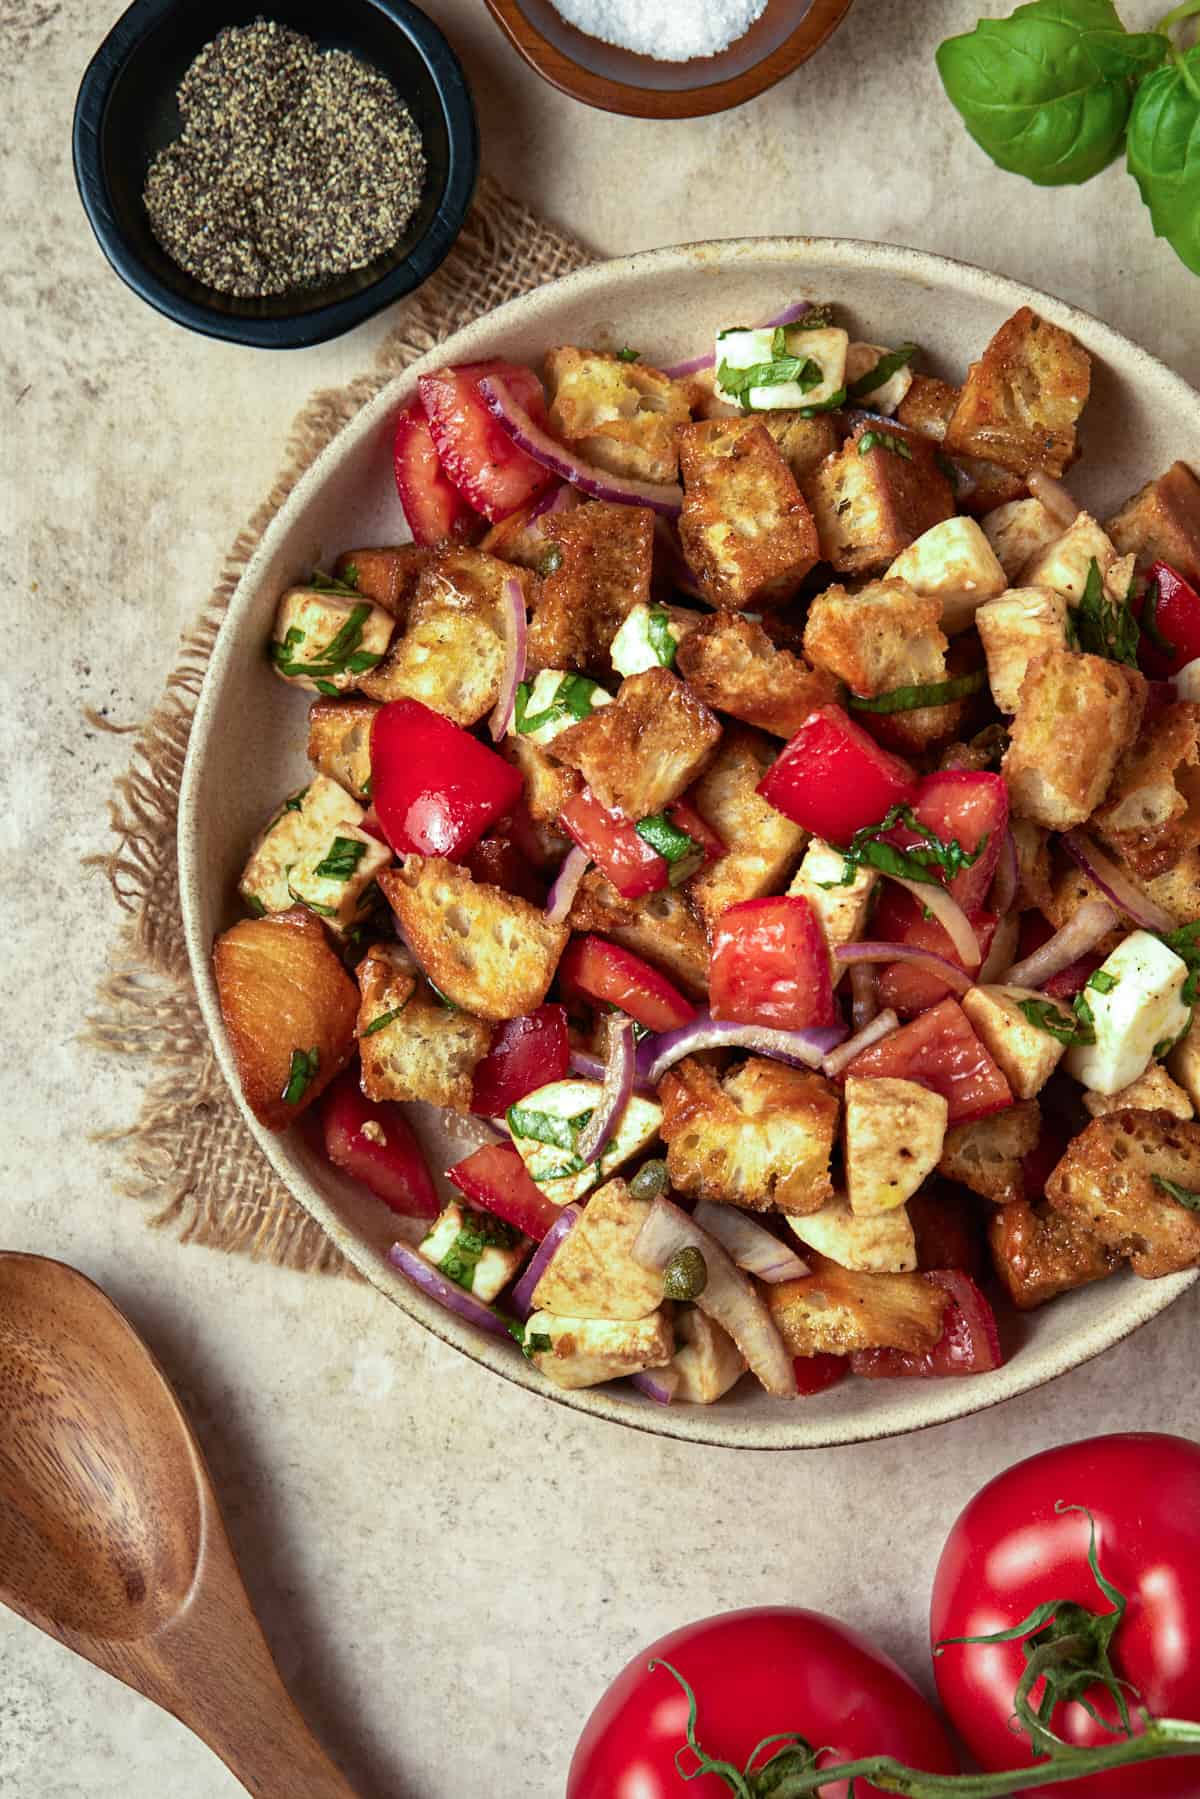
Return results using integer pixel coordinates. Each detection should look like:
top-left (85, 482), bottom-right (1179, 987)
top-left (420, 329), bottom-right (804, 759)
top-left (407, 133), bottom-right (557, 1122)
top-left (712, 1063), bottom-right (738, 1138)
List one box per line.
top-left (664, 1245), bottom-right (708, 1302)
top-left (630, 1159), bottom-right (669, 1201)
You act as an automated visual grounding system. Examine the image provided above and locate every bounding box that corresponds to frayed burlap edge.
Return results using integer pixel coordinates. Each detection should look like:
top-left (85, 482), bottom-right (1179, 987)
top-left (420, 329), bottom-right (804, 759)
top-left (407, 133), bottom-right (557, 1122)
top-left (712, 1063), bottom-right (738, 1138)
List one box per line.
top-left (86, 180), bottom-right (592, 1275)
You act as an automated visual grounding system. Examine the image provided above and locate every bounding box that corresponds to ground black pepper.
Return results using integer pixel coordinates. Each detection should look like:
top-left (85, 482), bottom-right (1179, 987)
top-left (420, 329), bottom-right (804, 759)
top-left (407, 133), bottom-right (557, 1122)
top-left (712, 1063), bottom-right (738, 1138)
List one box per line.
top-left (144, 19), bottom-right (427, 299)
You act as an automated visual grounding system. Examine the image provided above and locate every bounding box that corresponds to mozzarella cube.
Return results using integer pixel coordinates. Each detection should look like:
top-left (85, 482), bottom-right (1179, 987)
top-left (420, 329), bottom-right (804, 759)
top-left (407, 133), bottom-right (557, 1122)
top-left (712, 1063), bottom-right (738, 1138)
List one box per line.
top-left (1169, 1012), bottom-right (1200, 1110)
top-left (511, 668), bottom-right (612, 748)
top-left (975, 587), bottom-right (1070, 714)
top-left (844, 342), bottom-right (914, 416)
top-left (670, 1309), bottom-right (746, 1404)
top-left (1064, 932), bottom-right (1191, 1096)
top-left (530, 1178), bottom-right (662, 1320)
top-left (270, 586), bottom-right (394, 695)
top-left (284, 823), bottom-right (392, 936)
top-left (418, 1201), bottom-right (529, 1305)
top-left (524, 1309), bottom-right (673, 1389)
top-left (789, 839), bottom-right (879, 976)
top-left (962, 984), bottom-right (1068, 1099)
top-left (714, 324), bottom-right (848, 412)
top-left (609, 603), bottom-right (698, 678)
top-left (982, 499), bottom-right (1061, 583)
top-left (239, 774), bottom-right (364, 916)
top-left (1019, 512), bottom-right (1117, 606)
top-left (508, 1079), bottom-right (663, 1207)
top-left (843, 1077), bottom-right (948, 1216)
top-left (885, 516), bottom-right (1007, 635)
top-left (1173, 657), bottom-right (1200, 703)
top-left (788, 1194), bottom-right (917, 1272)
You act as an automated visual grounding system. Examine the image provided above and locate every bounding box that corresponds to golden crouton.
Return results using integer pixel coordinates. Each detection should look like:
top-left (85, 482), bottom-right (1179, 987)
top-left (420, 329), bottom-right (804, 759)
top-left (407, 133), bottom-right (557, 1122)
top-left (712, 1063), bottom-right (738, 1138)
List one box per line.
top-left (334, 545), bottom-right (430, 621)
top-left (1146, 848), bottom-right (1200, 927)
top-left (1093, 702), bottom-right (1200, 882)
top-left (1018, 513), bottom-right (1117, 605)
top-left (548, 667), bottom-right (721, 820)
top-left (674, 609), bottom-right (842, 739)
top-left (684, 727), bottom-right (807, 937)
top-left (380, 857), bottom-right (568, 1022)
top-left (895, 373), bottom-right (959, 441)
top-left (894, 377), bottom-right (1026, 514)
top-left (1047, 1109), bottom-right (1200, 1277)
top-left (213, 907), bottom-right (358, 1130)
top-left (1002, 650), bottom-right (1147, 830)
top-left (787, 1196), bottom-right (917, 1273)
top-left (360, 547), bottom-right (533, 725)
top-left (306, 698), bottom-right (379, 804)
top-left (989, 1199), bottom-right (1117, 1310)
top-left (843, 1077), bottom-right (949, 1216)
top-left (567, 871), bottom-right (710, 998)
top-left (527, 500), bottom-right (656, 674)
top-left (759, 410), bottom-right (841, 484)
top-left (975, 587), bottom-right (1069, 714)
top-left (545, 346), bottom-right (691, 484)
top-left (766, 1254), bottom-right (947, 1355)
top-left (679, 419), bottom-right (820, 610)
top-left (1107, 461), bottom-right (1200, 586)
top-left (802, 421), bottom-right (956, 578)
top-left (506, 734), bottom-right (580, 837)
top-left (356, 942), bottom-right (491, 1112)
top-left (961, 986), bottom-right (1068, 1101)
top-left (1083, 1063), bottom-right (1194, 1121)
top-left (982, 499), bottom-right (1063, 582)
top-left (944, 307), bottom-right (1091, 477)
top-left (1012, 819), bottom-right (1055, 914)
top-left (938, 1102), bottom-right (1041, 1205)
top-left (659, 1056), bottom-right (838, 1214)
top-left (530, 1178), bottom-right (662, 1320)
top-left (803, 578), bottom-right (947, 696)
top-left (1169, 1011), bottom-right (1200, 1110)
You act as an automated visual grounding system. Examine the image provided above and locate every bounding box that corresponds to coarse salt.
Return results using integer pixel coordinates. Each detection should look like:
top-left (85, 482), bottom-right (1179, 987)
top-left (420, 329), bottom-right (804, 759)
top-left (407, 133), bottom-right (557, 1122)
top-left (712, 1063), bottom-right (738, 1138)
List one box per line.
top-left (551, 0), bottom-right (769, 62)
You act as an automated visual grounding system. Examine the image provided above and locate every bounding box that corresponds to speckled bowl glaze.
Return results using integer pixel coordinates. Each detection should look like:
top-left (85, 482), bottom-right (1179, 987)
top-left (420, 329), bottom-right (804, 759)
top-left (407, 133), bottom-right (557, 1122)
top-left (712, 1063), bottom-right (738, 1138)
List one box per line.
top-left (179, 239), bottom-right (1200, 1448)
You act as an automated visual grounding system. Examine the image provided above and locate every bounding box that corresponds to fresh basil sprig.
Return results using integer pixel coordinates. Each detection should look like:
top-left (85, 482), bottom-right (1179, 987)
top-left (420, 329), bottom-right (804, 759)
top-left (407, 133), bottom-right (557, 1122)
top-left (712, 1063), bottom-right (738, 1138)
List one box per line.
top-left (818, 802), bottom-right (988, 890)
top-left (1153, 1172), bottom-right (1200, 1208)
top-left (847, 669), bottom-right (987, 715)
top-left (1069, 558), bottom-right (1141, 667)
top-left (1128, 42), bottom-right (1200, 275)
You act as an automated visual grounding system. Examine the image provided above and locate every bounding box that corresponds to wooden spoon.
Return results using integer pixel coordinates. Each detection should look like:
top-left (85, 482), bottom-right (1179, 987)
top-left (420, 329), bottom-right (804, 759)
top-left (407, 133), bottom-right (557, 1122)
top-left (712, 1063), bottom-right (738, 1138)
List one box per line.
top-left (0, 1252), bottom-right (364, 1797)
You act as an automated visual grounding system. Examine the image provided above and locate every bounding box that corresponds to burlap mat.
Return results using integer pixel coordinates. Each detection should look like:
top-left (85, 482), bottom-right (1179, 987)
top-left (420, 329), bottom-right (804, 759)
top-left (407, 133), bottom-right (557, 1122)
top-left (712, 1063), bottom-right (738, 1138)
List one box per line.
top-left (88, 180), bottom-right (593, 1277)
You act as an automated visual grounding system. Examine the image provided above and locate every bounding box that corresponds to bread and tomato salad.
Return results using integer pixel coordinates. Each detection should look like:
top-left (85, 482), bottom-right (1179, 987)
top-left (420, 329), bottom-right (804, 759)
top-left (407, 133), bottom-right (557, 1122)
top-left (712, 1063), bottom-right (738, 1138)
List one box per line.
top-left (212, 296), bottom-right (1200, 1407)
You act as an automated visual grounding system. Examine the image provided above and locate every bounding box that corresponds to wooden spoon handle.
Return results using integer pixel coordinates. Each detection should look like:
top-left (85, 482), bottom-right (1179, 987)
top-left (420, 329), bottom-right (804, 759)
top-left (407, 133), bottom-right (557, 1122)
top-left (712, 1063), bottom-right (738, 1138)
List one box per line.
top-left (188, 1692), bottom-right (364, 1799)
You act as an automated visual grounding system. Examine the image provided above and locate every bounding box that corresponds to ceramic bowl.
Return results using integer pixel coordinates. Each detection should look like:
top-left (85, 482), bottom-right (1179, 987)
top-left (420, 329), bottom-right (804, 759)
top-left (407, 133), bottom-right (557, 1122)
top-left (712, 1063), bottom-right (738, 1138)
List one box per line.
top-left (179, 238), bottom-right (1200, 1447)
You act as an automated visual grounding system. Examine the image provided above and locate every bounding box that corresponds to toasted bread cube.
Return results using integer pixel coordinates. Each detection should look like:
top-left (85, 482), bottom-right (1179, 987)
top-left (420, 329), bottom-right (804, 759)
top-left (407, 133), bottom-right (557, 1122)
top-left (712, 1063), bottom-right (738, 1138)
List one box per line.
top-left (684, 727), bottom-right (807, 937)
top-left (549, 667), bottom-right (721, 820)
top-left (356, 942), bottom-right (491, 1111)
top-left (418, 1201), bottom-right (529, 1304)
top-left (975, 587), bottom-right (1069, 714)
top-left (1093, 702), bottom-right (1200, 882)
top-left (896, 373), bottom-right (958, 440)
top-left (843, 1077), bottom-right (948, 1216)
top-left (609, 602), bottom-right (699, 679)
top-left (789, 840), bottom-right (878, 977)
top-left (1083, 1063), bottom-right (1194, 1121)
top-left (714, 324), bottom-right (849, 411)
top-left (670, 1309), bottom-right (747, 1404)
top-left (982, 499), bottom-right (1062, 582)
top-left (568, 871), bottom-right (710, 998)
top-left (1064, 930), bottom-right (1191, 1096)
top-left (844, 341), bottom-right (915, 416)
top-left (239, 774), bottom-right (365, 917)
top-left (527, 501), bottom-right (656, 674)
top-left (660, 1056), bottom-right (838, 1215)
top-left (507, 733), bottom-right (581, 835)
top-left (766, 1257), bottom-right (946, 1355)
top-left (944, 307), bottom-right (1091, 477)
top-left (675, 610), bottom-right (842, 739)
top-left (524, 1308), bottom-right (673, 1390)
top-left (360, 548), bottom-right (532, 725)
top-left (1003, 650), bottom-right (1146, 830)
top-left (380, 858), bottom-right (568, 1023)
top-left (1146, 847), bottom-right (1200, 927)
top-left (989, 1199), bottom-right (1117, 1309)
top-left (679, 419), bottom-right (820, 610)
top-left (803, 422), bottom-right (956, 578)
top-left (803, 578), bottom-right (947, 695)
top-left (333, 545), bottom-right (429, 620)
top-left (270, 586), bottom-right (394, 696)
top-left (1018, 513), bottom-right (1117, 606)
top-left (1047, 1109), bottom-right (1200, 1276)
top-left (1169, 1011), bottom-right (1200, 1111)
top-left (885, 517), bottom-right (1008, 637)
top-left (961, 985), bottom-right (1068, 1099)
top-left (758, 410), bottom-right (841, 484)
top-left (1107, 461), bottom-right (1200, 586)
top-left (893, 379), bottom-right (1028, 519)
top-left (306, 698), bottom-right (379, 804)
top-left (213, 908), bottom-right (359, 1130)
top-left (510, 669), bottom-right (613, 750)
top-left (285, 825), bottom-right (392, 937)
top-left (938, 1102), bottom-right (1041, 1205)
top-left (508, 1078), bottom-right (663, 1207)
top-left (787, 1195), bottom-right (917, 1272)
top-left (531, 1178), bottom-right (662, 1320)
top-left (545, 347), bottom-right (691, 484)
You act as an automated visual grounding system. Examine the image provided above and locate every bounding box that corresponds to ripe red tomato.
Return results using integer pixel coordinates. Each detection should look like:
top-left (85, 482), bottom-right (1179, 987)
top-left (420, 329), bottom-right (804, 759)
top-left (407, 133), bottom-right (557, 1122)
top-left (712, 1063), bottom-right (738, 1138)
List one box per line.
top-left (904, 770), bottom-right (1008, 913)
top-left (418, 360), bottom-right (555, 521)
top-left (319, 1073), bottom-right (439, 1218)
top-left (709, 895), bottom-right (836, 1032)
top-left (842, 997), bottom-right (1012, 1123)
top-left (873, 885), bottom-right (996, 1017)
top-left (931, 1433), bottom-right (1200, 1797)
top-left (568, 1607), bottom-right (958, 1799)
top-left (559, 935), bottom-right (696, 1034)
top-left (758, 704), bottom-right (917, 841)
top-left (560, 788), bottom-right (669, 899)
top-left (392, 404), bottom-right (480, 546)
top-left (469, 1005), bottom-right (569, 1117)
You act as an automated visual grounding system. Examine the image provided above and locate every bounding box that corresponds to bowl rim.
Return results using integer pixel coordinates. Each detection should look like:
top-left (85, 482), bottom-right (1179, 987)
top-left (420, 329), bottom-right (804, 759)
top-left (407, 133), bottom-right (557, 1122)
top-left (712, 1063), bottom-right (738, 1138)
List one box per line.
top-left (481, 0), bottom-right (854, 117)
top-left (178, 235), bottom-right (1200, 1447)
top-left (71, 0), bottom-right (479, 349)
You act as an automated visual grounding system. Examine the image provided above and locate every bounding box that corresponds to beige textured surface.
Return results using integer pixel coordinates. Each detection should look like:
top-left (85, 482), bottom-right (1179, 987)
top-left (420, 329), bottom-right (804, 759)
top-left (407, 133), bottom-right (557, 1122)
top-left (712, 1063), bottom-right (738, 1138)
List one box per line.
top-left (3, 1), bottom-right (1199, 1794)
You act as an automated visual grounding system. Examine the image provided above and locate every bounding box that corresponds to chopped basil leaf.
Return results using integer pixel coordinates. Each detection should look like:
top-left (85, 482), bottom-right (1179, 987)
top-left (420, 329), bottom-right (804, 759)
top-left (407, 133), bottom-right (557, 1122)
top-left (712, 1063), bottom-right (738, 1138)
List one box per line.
top-left (798, 386), bottom-right (847, 417)
top-left (507, 1104), bottom-right (593, 1152)
top-left (647, 607), bottom-right (678, 668)
top-left (288, 887), bottom-right (338, 918)
top-left (427, 980), bottom-right (458, 1010)
top-left (615, 346), bottom-right (641, 363)
top-left (936, 450), bottom-right (964, 488)
top-left (1161, 920), bottom-right (1200, 1008)
top-left (848, 343), bottom-right (917, 399)
top-left (282, 1046), bottom-right (319, 1106)
top-left (1153, 1174), bottom-right (1200, 1211)
top-left (311, 568), bottom-right (361, 597)
top-left (270, 602), bottom-right (383, 683)
top-left (540, 543), bottom-right (564, 577)
top-left (1088, 969), bottom-right (1119, 995)
top-left (527, 1331), bottom-right (554, 1355)
top-left (857, 429), bottom-right (913, 461)
top-left (635, 813), bottom-right (698, 865)
top-left (245, 893), bottom-right (267, 917)
top-left (313, 835), bottom-right (368, 882)
top-left (435, 1206), bottom-right (521, 1292)
top-left (1073, 991), bottom-right (1096, 1038)
top-left (848, 670), bottom-right (985, 715)
top-left (1073, 558), bottom-right (1140, 669)
top-left (362, 1002), bottom-right (409, 1037)
top-left (315, 680), bottom-right (339, 697)
top-left (266, 787), bottom-right (309, 832)
top-left (1140, 577), bottom-right (1177, 658)
top-left (1017, 997), bottom-right (1095, 1047)
top-left (817, 802), bottom-right (987, 890)
top-left (717, 330), bottom-right (823, 404)
top-left (515, 673), bottom-right (604, 736)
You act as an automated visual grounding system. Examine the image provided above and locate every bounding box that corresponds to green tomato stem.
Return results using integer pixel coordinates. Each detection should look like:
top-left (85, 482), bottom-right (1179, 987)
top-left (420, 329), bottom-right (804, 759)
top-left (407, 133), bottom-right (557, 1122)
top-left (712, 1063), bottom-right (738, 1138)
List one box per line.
top-left (1171, 43), bottom-right (1200, 102)
top-left (1157, 0), bottom-right (1200, 32)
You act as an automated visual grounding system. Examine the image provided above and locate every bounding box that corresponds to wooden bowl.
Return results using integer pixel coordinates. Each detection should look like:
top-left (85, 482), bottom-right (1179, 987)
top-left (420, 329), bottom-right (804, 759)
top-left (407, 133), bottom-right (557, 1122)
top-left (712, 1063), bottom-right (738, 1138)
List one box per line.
top-left (481, 0), bottom-right (854, 118)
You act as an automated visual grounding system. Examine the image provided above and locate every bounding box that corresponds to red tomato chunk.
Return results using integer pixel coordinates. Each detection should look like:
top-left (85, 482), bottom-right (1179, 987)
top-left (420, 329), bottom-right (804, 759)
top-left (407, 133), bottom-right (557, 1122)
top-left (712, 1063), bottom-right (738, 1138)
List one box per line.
top-left (560, 788), bottom-right (669, 899)
top-left (559, 935), bottom-right (695, 1034)
top-left (851, 1271), bottom-right (1002, 1378)
top-left (710, 895), bottom-right (836, 1032)
top-left (419, 360), bottom-right (555, 522)
top-left (448, 1141), bottom-right (563, 1242)
top-left (320, 1072), bottom-right (439, 1218)
top-left (371, 699), bottom-right (522, 861)
top-left (470, 1005), bottom-right (569, 1116)
top-left (899, 769), bottom-right (1008, 913)
top-left (843, 997), bottom-right (1012, 1122)
top-left (757, 704), bottom-right (918, 841)
top-left (392, 404), bottom-right (480, 547)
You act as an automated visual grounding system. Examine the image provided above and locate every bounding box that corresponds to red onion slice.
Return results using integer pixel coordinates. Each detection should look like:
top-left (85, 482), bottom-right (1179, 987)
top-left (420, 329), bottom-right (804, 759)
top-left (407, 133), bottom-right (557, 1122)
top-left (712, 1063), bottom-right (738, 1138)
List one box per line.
top-left (660, 300), bottom-right (813, 381)
top-left (1061, 832), bottom-right (1175, 934)
top-left (388, 1240), bottom-right (517, 1340)
top-left (990, 829), bottom-right (1019, 917)
top-left (478, 376), bottom-right (683, 516)
top-left (888, 875), bottom-right (980, 968)
top-left (576, 1016), bottom-right (636, 1163)
top-left (821, 1008), bottom-right (901, 1077)
top-left (1028, 468), bottom-right (1079, 530)
top-left (638, 1011), bottom-right (846, 1087)
top-left (1004, 897), bottom-right (1118, 989)
top-left (545, 845), bottom-right (589, 925)
top-left (633, 1197), bottom-right (797, 1398)
top-left (510, 1203), bottom-right (583, 1320)
top-left (849, 961), bottom-right (880, 1031)
top-left (630, 1366), bottom-right (680, 1405)
top-left (693, 1202), bottom-right (810, 1283)
top-left (836, 940), bottom-right (972, 996)
top-left (488, 574), bottom-right (528, 742)
top-left (978, 910), bottom-right (1019, 985)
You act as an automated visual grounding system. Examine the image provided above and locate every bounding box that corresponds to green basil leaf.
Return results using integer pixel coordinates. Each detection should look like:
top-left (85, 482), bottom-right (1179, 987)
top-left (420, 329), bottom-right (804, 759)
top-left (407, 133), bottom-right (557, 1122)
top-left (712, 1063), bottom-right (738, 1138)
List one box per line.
top-left (857, 430), bottom-right (914, 461)
top-left (362, 1001), bottom-right (409, 1037)
top-left (1153, 1173), bottom-right (1200, 1209)
top-left (848, 343), bottom-right (917, 399)
top-left (817, 802), bottom-right (989, 890)
top-left (507, 1104), bottom-right (594, 1152)
top-left (847, 670), bottom-right (987, 715)
top-left (1127, 49), bottom-right (1200, 276)
top-left (1074, 557), bottom-right (1141, 667)
top-left (615, 346), bottom-right (641, 362)
top-left (647, 607), bottom-right (678, 668)
top-left (1018, 996), bottom-right (1095, 1045)
top-left (515, 673), bottom-right (604, 736)
top-left (937, 1), bottom-right (1166, 188)
top-left (282, 1046), bottom-right (319, 1106)
top-left (311, 568), bottom-right (361, 597)
top-left (1161, 918), bottom-right (1200, 1007)
top-left (635, 813), bottom-right (698, 864)
top-left (798, 386), bottom-right (847, 417)
top-left (313, 835), bottom-right (368, 882)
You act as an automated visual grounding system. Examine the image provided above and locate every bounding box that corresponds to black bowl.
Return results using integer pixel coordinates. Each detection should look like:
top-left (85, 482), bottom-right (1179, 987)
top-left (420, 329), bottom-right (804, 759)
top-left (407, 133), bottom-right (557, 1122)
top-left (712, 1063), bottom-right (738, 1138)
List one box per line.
top-left (73, 0), bottom-right (478, 348)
